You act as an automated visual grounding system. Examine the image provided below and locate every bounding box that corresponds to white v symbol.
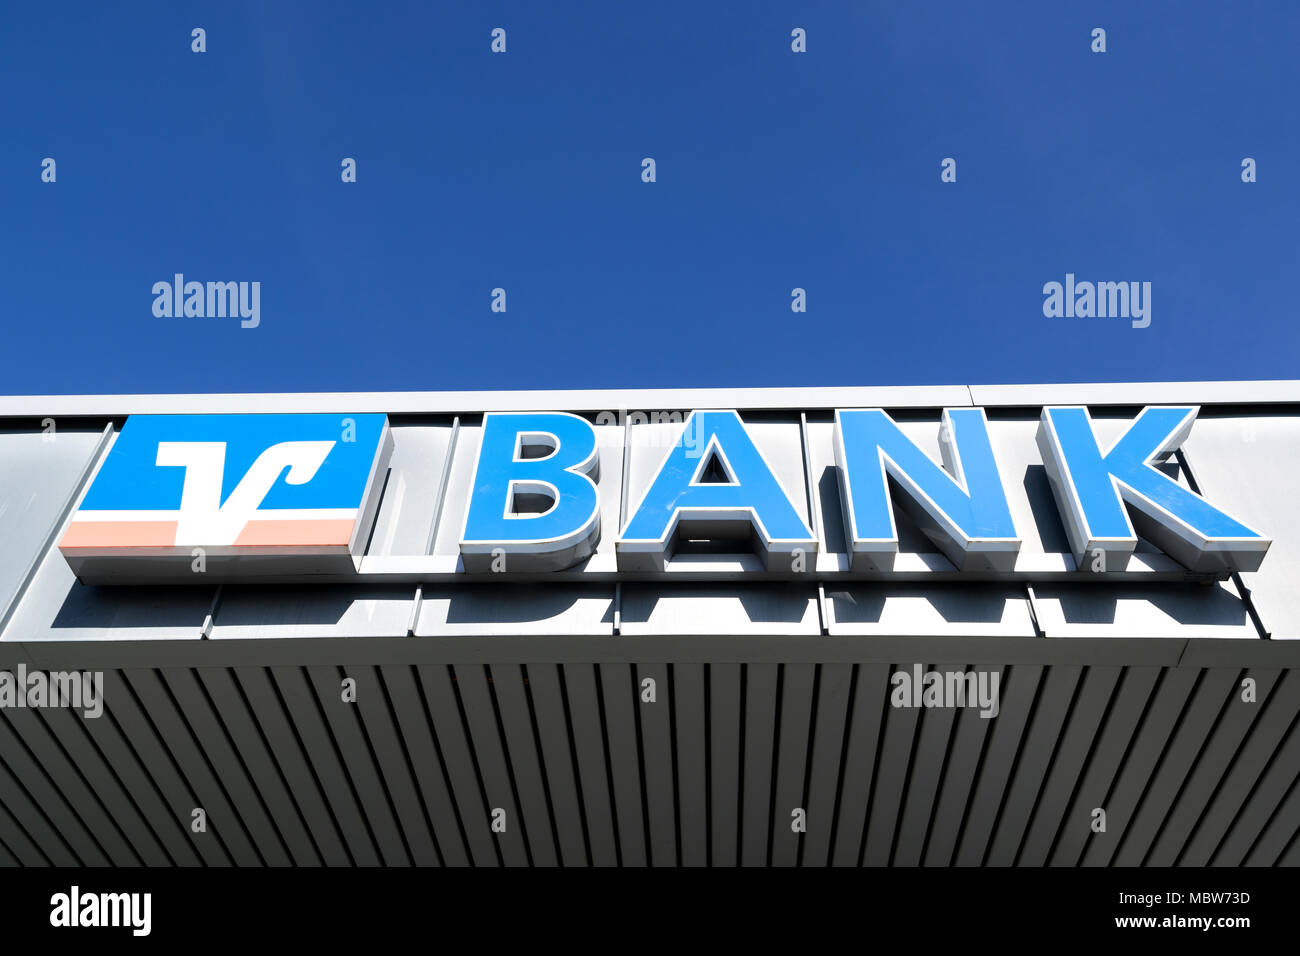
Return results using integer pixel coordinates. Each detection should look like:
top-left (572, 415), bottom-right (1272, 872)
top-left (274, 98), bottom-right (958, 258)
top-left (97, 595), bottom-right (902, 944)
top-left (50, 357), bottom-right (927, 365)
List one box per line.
top-left (156, 440), bottom-right (336, 545)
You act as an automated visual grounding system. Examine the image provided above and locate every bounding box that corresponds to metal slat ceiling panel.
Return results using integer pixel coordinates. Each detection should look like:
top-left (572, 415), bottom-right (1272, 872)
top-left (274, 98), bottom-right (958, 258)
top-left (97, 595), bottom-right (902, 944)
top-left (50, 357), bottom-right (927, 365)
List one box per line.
top-left (891, 668), bottom-right (962, 867)
top-left (635, 662), bottom-right (679, 868)
top-left (161, 668), bottom-right (294, 867)
top-left (2, 705), bottom-right (140, 866)
top-left (862, 668), bottom-right (922, 866)
top-left (1049, 666), bottom-right (1163, 867)
top-left (1145, 668), bottom-right (1284, 865)
top-left (1246, 780), bottom-right (1300, 866)
top-left (414, 665), bottom-right (498, 866)
top-left (707, 664), bottom-right (742, 866)
top-left (234, 666), bottom-right (352, 867)
top-left (800, 663), bottom-right (854, 867)
top-left (671, 663), bottom-right (708, 867)
top-left (0, 712), bottom-right (103, 865)
top-left (953, 664), bottom-right (1043, 866)
top-left (349, 665), bottom-right (441, 865)
top-left (487, 663), bottom-right (560, 867)
top-left (985, 663), bottom-right (1085, 866)
top-left (0, 793), bottom-right (52, 866)
top-left (0, 660), bottom-right (1296, 866)
top-left (519, 663), bottom-right (590, 867)
top-left (1016, 666), bottom-right (1122, 866)
top-left (303, 665), bottom-right (410, 866)
top-left (125, 669), bottom-right (264, 865)
top-left (268, 665), bottom-right (382, 866)
top-left (101, 669), bottom-right (231, 866)
top-left (0, 817), bottom-right (22, 867)
top-left (558, 663), bottom-right (619, 867)
top-left (24, 704), bottom-right (169, 865)
top-left (1279, 830), bottom-right (1300, 866)
top-left (769, 663), bottom-right (816, 868)
top-left (378, 664), bottom-right (471, 866)
top-left (448, 664), bottom-right (530, 866)
top-left (1211, 702), bottom-right (1300, 865)
top-left (740, 663), bottom-right (780, 867)
top-left (830, 664), bottom-right (891, 866)
top-left (598, 663), bottom-right (648, 867)
top-left (1111, 668), bottom-right (1249, 866)
top-left (922, 666), bottom-right (1005, 867)
top-left (1178, 671), bottom-right (1300, 866)
top-left (1079, 666), bottom-right (1201, 866)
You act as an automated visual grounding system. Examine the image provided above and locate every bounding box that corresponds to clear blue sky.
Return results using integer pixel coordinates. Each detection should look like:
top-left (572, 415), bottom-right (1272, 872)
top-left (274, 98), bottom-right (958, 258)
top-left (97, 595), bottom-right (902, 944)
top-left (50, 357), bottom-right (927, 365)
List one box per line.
top-left (3, 1), bottom-right (1297, 395)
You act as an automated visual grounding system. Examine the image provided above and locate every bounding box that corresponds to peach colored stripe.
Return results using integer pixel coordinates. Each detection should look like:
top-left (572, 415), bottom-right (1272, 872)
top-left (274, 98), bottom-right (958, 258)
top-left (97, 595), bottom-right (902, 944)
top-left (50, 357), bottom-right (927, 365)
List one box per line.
top-left (59, 521), bottom-right (178, 548)
top-left (234, 519), bottom-right (355, 546)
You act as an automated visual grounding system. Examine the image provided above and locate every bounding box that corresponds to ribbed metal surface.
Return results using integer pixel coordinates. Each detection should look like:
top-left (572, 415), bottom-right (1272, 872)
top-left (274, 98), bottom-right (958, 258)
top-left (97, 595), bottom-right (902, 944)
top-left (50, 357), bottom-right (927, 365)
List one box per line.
top-left (0, 660), bottom-right (1294, 866)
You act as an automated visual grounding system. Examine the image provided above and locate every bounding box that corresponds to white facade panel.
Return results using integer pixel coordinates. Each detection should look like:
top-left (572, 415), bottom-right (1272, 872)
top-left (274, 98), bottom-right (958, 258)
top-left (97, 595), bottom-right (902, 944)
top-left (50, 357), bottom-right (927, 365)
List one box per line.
top-left (210, 586), bottom-right (415, 639)
top-left (619, 584), bottom-right (820, 636)
top-left (1181, 413), bottom-right (1300, 639)
top-left (415, 584), bottom-right (616, 636)
top-left (825, 585), bottom-right (1037, 637)
top-left (1032, 580), bottom-right (1259, 640)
